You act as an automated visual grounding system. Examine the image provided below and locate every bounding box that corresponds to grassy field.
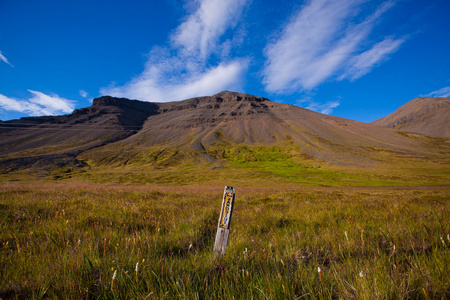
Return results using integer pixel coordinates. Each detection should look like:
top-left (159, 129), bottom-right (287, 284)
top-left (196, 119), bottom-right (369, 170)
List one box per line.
top-left (1, 183), bottom-right (449, 299)
top-left (68, 142), bottom-right (450, 187)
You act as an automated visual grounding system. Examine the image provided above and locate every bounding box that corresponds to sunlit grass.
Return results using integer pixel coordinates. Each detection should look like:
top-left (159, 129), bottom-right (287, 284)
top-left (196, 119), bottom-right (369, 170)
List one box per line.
top-left (1, 184), bottom-right (449, 299)
top-left (2, 139), bottom-right (448, 187)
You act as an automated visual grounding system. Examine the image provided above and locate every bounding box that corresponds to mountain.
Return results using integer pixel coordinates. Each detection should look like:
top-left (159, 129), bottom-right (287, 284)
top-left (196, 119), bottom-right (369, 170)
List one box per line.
top-left (371, 97), bottom-right (450, 138)
top-left (0, 96), bottom-right (158, 172)
top-left (0, 91), bottom-right (448, 185)
top-left (78, 91), bottom-right (439, 166)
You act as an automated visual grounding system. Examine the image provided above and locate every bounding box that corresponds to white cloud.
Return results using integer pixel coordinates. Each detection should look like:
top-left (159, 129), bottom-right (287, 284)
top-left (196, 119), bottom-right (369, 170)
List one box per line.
top-left (0, 94), bottom-right (34, 112)
top-left (263, 0), bottom-right (402, 93)
top-left (424, 86), bottom-right (450, 98)
top-left (307, 100), bottom-right (340, 115)
top-left (0, 51), bottom-right (13, 67)
top-left (102, 0), bottom-right (249, 102)
top-left (298, 97), bottom-right (341, 115)
top-left (171, 0), bottom-right (248, 60)
top-left (342, 37), bottom-right (405, 80)
top-left (27, 90), bottom-right (75, 115)
top-left (79, 90), bottom-right (88, 98)
top-left (102, 58), bottom-right (247, 102)
top-left (0, 90), bottom-right (75, 116)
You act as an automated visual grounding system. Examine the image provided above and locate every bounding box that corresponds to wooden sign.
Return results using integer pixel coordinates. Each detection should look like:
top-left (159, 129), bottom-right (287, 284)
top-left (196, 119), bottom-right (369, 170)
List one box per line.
top-left (214, 186), bottom-right (235, 256)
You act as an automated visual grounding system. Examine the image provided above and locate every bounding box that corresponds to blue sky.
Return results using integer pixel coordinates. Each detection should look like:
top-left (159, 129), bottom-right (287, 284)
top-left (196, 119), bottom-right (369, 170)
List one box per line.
top-left (1, 0), bottom-right (449, 122)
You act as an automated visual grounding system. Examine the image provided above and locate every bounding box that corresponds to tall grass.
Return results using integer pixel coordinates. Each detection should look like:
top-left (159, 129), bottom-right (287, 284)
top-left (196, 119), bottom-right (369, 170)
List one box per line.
top-left (1, 184), bottom-right (449, 299)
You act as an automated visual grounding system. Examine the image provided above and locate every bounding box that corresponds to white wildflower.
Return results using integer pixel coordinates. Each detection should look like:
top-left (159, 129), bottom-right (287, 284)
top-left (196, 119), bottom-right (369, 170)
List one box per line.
top-left (359, 271), bottom-right (363, 278)
top-left (317, 266), bottom-right (321, 273)
top-left (135, 262), bottom-right (139, 273)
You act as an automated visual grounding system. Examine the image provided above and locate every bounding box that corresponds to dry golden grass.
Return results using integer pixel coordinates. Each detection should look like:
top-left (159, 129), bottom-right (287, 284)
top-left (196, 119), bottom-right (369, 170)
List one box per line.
top-left (1, 183), bottom-right (449, 299)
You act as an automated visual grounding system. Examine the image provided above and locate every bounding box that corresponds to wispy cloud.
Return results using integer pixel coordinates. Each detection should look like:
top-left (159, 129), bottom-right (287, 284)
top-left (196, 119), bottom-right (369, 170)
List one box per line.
top-left (341, 37), bottom-right (405, 80)
top-left (263, 0), bottom-right (404, 93)
top-left (102, 50), bottom-right (247, 102)
top-left (0, 51), bottom-right (13, 67)
top-left (0, 90), bottom-right (75, 116)
top-left (171, 0), bottom-right (248, 60)
top-left (101, 0), bottom-right (249, 102)
top-left (298, 96), bottom-right (341, 115)
top-left (424, 86), bottom-right (450, 98)
top-left (307, 101), bottom-right (340, 115)
top-left (79, 90), bottom-right (88, 98)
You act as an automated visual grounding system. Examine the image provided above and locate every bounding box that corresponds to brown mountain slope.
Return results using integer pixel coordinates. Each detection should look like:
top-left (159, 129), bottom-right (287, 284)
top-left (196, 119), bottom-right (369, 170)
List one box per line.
top-left (1, 91), bottom-right (449, 178)
top-left (79, 91), bottom-right (448, 168)
top-left (0, 96), bottom-right (158, 172)
top-left (371, 97), bottom-right (450, 138)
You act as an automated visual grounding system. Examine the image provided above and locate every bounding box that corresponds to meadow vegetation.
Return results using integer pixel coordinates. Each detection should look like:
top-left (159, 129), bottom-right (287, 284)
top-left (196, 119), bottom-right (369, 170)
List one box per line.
top-left (1, 184), bottom-right (449, 299)
top-left (12, 141), bottom-right (441, 187)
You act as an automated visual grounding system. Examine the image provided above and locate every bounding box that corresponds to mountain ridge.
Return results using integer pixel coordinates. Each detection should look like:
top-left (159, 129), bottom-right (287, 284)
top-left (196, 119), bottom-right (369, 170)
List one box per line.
top-left (0, 91), bottom-right (448, 184)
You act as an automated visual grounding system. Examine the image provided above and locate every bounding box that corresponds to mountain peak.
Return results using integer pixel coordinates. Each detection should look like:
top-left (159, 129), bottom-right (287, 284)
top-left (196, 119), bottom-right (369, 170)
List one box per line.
top-left (92, 96), bottom-right (133, 106)
top-left (209, 91), bottom-right (269, 103)
top-left (371, 97), bottom-right (450, 137)
top-left (212, 90), bottom-right (236, 97)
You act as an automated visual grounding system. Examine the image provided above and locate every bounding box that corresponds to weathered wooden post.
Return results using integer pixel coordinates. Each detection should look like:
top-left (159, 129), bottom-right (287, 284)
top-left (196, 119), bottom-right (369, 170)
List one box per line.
top-left (214, 186), bottom-right (235, 256)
